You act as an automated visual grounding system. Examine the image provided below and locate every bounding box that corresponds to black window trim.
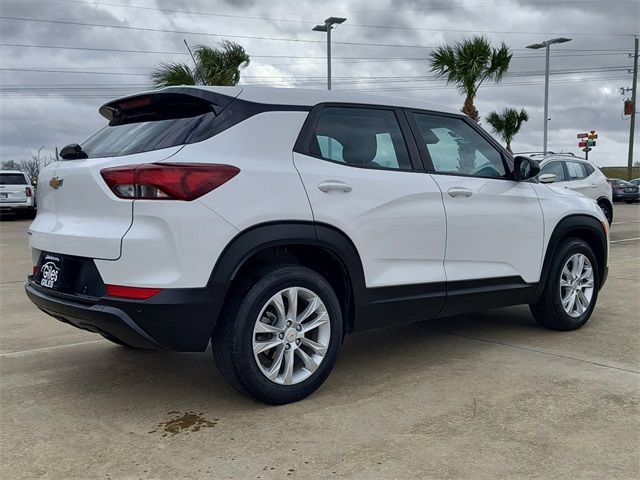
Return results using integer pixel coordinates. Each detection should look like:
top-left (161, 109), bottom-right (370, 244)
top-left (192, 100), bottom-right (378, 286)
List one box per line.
top-left (404, 108), bottom-right (516, 181)
top-left (293, 102), bottom-right (425, 173)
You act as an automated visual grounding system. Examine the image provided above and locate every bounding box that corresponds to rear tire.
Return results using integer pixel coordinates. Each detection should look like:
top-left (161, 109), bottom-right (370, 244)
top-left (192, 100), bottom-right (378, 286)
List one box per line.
top-left (213, 265), bottom-right (342, 404)
top-left (530, 238), bottom-right (599, 331)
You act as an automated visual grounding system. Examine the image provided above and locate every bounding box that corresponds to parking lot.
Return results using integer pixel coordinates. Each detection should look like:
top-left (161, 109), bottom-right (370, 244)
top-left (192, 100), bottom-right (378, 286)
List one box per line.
top-left (0, 205), bottom-right (638, 479)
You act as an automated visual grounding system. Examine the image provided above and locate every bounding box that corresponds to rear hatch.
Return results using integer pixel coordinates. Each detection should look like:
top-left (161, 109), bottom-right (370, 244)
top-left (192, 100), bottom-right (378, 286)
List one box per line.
top-left (29, 87), bottom-right (241, 260)
top-left (0, 172), bottom-right (29, 204)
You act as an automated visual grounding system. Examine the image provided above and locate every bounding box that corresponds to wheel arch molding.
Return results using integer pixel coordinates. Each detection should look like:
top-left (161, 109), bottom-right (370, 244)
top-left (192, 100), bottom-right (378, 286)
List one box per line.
top-left (208, 221), bottom-right (367, 333)
top-left (534, 214), bottom-right (608, 301)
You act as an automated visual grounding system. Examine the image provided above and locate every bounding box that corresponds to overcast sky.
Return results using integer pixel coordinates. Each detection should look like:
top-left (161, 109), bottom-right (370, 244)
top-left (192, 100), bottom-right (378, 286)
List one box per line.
top-left (0, 0), bottom-right (638, 166)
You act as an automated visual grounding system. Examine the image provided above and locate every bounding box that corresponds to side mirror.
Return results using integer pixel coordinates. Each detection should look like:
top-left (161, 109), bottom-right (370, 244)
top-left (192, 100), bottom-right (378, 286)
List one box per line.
top-left (513, 155), bottom-right (540, 181)
top-left (538, 173), bottom-right (557, 184)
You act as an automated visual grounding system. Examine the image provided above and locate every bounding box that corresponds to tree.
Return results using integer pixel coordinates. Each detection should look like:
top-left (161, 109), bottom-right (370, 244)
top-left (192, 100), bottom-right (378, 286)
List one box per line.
top-left (1, 160), bottom-right (20, 170)
top-left (485, 108), bottom-right (529, 153)
top-left (429, 36), bottom-right (512, 122)
top-left (152, 41), bottom-right (250, 87)
top-left (19, 146), bottom-right (55, 186)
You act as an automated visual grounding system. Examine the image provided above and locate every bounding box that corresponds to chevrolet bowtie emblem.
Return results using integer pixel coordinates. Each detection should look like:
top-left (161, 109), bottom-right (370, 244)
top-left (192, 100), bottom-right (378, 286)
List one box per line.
top-left (49, 177), bottom-right (63, 189)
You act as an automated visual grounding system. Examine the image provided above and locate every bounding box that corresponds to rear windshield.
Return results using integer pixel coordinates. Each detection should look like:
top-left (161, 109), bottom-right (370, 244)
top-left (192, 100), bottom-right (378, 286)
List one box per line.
top-left (81, 114), bottom-right (212, 159)
top-left (78, 91), bottom-right (234, 159)
top-left (0, 173), bottom-right (27, 185)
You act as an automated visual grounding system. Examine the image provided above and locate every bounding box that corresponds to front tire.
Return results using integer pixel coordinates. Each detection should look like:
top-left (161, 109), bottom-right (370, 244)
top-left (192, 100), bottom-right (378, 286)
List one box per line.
top-left (213, 265), bottom-right (342, 404)
top-left (530, 238), bottom-right (599, 331)
top-left (598, 201), bottom-right (613, 225)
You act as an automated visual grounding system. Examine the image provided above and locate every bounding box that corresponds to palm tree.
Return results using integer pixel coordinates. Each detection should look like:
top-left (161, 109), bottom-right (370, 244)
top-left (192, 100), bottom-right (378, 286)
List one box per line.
top-left (429, 36), bottom-right (512, 122)
top-left (486, 108), bottom-right (529, 153)
top-left (152, 41), bottom-right (250, 87)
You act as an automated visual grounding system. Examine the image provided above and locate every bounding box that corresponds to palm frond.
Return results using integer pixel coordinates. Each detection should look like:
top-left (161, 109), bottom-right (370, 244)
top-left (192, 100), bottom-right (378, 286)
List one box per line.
top-left (485, 107), bottom-right (529, 150)
top-left (194, 41), bottom-right (250, 86)
top-left (151, 62), bottom-right (196, 88)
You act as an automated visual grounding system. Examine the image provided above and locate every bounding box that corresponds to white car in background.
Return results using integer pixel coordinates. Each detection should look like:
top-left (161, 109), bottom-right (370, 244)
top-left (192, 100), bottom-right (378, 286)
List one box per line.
top-left (0, 170), bottom-right (36, 217)
top-left (519, 153), bottom-right (613, 224)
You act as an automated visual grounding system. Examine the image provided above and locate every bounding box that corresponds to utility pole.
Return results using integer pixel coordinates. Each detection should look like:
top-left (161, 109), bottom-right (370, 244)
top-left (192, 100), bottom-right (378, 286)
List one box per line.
top-left (627, 36), bottom-right (638, 181)
top-left (312, 17), bottom-right (347, 90)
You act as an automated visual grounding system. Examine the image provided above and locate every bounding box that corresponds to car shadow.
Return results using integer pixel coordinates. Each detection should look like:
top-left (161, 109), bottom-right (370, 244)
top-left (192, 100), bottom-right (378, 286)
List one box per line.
top-left (32, 305), bottom-right (542, 415)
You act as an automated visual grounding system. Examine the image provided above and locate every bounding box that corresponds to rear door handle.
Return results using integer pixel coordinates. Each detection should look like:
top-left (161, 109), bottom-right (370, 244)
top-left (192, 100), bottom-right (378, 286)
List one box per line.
top-left (447, 187), bottom-right (473, 198)
top-left (318, 181), bottom-right (352, 193)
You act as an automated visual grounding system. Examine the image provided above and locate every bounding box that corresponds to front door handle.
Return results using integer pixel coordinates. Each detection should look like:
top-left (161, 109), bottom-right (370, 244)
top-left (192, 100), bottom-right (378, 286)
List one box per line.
top-left (318, 181), bottom-right (352, 193)
top-left (447, 187), bottom-right (473, 198)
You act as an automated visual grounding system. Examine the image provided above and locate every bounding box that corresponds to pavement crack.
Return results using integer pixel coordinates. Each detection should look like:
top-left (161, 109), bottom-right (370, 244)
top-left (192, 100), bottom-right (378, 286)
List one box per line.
top-left (425, 328), bottom-right (640, 375)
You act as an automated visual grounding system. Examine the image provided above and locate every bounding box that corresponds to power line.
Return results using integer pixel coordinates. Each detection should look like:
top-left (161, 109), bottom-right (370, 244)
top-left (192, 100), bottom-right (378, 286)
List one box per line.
top-left (1, 16), bottom-right (635, 53)
top-left (0, 15), bottom-right (434, 49)
top-left (1, 65), bottom-right (630, 78)
top-left (0, 76), bottom-right (629, 98)
top-left (0, 42), bottom-right (632, 56)
top-left (50, 0), bottom-right (638, 37)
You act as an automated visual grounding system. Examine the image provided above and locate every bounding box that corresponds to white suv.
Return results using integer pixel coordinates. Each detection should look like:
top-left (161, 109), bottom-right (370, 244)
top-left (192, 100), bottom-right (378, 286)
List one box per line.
top-left (0, 170), bottom-right (36, 217)
top-left (520, 153), bottom-right (613, 224)
top-left (26, 87), bottom-right (609, 404)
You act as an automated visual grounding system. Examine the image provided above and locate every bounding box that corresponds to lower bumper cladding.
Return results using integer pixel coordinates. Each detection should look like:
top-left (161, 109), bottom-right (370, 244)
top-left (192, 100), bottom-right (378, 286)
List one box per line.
top-left (25, 277), bottom-right (228, 352)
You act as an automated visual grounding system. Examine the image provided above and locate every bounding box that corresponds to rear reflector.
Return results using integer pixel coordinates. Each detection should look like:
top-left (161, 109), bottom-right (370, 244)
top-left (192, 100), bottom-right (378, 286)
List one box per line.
top-left (100, 163), bottom-right (240, 201)
top-left (106, 284), bottom-right (162, 300)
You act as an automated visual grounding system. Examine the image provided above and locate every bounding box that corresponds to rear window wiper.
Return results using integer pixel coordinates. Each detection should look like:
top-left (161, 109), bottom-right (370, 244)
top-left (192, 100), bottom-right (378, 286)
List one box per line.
top-left (60, 143), bottom-right (89, 160)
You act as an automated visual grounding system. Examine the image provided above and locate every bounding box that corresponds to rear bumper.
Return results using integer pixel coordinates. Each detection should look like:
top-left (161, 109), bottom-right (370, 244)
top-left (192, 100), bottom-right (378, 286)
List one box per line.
top-left (612, 192), bottom-right (639, 201)
top-left (25, 277), bottom-right (229, 351)
top-left (0, 203), bottom-right (34, 211)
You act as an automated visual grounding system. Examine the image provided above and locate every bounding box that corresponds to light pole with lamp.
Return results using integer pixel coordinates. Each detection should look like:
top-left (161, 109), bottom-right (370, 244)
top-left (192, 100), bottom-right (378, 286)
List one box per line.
top-left (526, 37), bottom-right (572, 155)
top-left (312, 17), bottom-right (347, 90)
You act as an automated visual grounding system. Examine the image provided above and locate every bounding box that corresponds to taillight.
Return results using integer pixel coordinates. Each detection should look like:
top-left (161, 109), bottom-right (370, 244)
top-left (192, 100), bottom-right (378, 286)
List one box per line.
top-left (100, 163), bottom-right (240, 201)
top-left (25, 186), bottom-right (32, 197)
top-left (106, 284), bottom-right (162, 300)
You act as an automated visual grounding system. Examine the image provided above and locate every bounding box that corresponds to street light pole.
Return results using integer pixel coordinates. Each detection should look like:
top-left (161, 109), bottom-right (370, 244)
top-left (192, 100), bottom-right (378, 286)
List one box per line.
top-left (313, 17), bottom-right (346, 91)
top-left (627, 36), bottom-right (638, 181)
top-left (543, 43), bottom-right (550, 155)
top-left (526, 37), bottom-right (572, 155)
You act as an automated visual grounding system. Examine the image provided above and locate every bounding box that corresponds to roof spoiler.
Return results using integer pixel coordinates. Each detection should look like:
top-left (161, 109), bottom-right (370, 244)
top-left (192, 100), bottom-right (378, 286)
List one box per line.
top-left (98, 86), bottom-right (242, 125)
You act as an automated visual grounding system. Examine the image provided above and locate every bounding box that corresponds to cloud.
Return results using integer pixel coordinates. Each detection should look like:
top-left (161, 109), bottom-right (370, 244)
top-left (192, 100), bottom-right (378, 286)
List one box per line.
top-left (0, 0), bottom-right (637, 165)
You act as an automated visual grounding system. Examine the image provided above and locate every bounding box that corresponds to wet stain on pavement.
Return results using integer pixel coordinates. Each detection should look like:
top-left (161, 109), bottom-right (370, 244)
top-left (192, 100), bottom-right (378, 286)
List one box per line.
top-left (149, 411), bottom-right (219, 437)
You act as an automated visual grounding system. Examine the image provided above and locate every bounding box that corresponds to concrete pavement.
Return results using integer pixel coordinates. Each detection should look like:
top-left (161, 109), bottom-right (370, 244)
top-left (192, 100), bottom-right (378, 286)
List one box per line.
top-left (1, 205), bottom-right (638, 479)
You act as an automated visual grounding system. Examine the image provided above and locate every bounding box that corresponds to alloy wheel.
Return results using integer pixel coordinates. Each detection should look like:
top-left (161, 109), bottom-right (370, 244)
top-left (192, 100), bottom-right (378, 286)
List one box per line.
top-left (252, 287), bottom-right (331, 385)
top-left (559, 253), bottom-right (595, 318)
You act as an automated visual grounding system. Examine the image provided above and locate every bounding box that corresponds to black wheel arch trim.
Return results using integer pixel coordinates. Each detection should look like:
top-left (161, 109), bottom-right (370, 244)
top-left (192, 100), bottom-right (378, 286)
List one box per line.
top-left (533, 214), bottom-right (608, 301)
top-left (208, 221), bottom-right (366, 332)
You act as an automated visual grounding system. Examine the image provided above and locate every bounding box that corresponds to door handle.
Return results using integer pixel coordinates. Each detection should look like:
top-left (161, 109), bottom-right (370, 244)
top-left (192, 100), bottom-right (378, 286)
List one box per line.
top-left (447, 187), bottom-right (473, 198)
top-left (318, 181), bottom-right (352, 193)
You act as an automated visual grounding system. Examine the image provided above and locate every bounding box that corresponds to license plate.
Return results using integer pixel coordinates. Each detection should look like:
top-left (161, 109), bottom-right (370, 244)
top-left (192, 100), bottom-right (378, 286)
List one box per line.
top-left (37, 253), bottom-right (64, 290)
top-left (0, 193), bottom-right (7, 198)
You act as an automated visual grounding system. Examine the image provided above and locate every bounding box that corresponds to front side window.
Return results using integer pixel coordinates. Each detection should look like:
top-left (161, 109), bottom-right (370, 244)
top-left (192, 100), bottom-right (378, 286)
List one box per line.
top-left (565, 161), bottom-right (587, 180)
top-left (310, 107), bottom-right (411, 170)
top-left (540, 161), bottom-right (566, 181)
top-left (411, 113), bottom-right (506, 178)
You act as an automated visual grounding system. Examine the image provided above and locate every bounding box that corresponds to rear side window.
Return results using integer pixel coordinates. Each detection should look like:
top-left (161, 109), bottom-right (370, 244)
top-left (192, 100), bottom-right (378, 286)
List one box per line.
top-left (565, 161), bottom-right (587, 180)
top-left (0, 173), bottom-right (27, 185)
top-left (539, 161), bottom-right (566, 181)
top-left (583, 163), bottom-right (595, 176)
top-left (309, 107), bottom-right (411, 170)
